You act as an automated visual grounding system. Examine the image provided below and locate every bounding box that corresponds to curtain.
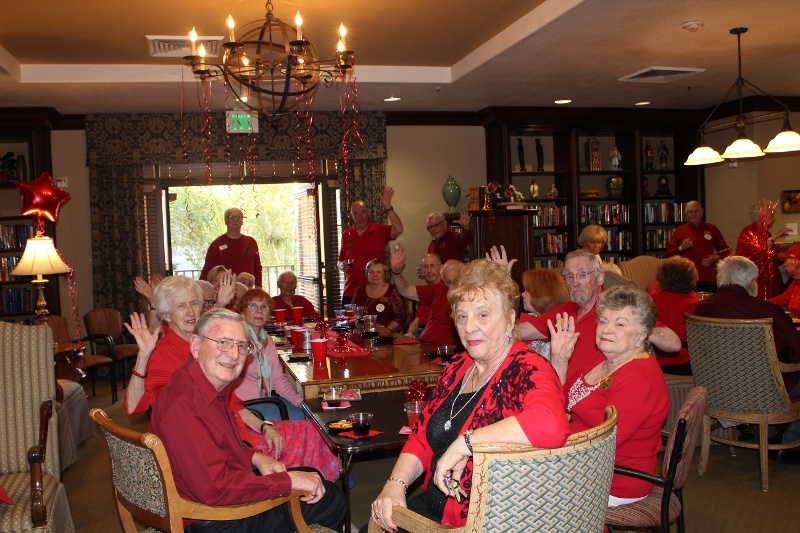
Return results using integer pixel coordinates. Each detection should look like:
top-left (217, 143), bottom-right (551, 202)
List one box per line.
top-left (84, 111), bottom-right (386, 311)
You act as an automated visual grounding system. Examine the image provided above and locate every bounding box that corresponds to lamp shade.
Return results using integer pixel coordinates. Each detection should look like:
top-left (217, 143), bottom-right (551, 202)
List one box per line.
top-left (684, 145), bottom-right (724, 166)
top-left (764, 129), bottom-right (800, 153)
top-left (10, 236), bottom-right (70, 276)
top-left (721, 137), bottom-right (765, 159)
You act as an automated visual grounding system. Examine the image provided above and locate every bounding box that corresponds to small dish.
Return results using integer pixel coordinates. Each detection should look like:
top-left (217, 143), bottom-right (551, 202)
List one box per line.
top-left (326, 420), bottom-right (354, 432)
top-left (288, 353), bottom-right (311, 361)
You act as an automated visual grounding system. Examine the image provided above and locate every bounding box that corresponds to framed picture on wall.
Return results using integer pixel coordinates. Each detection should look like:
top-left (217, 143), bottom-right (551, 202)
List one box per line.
top-left (782, 190), bottom-right (800, 213)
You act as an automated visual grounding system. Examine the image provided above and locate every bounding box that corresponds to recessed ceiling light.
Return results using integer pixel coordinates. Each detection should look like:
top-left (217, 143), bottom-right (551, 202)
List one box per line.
top-left (384, 96), bottom-right (401, 102)
top-left (554, 99), bottom-right (571, 105)
top-left (635, 101), bottom-right (651, 106)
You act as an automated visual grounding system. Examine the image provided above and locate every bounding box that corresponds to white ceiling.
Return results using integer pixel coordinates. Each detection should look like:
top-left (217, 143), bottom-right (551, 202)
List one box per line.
top-left (0, 0), bottom-right (798, 115)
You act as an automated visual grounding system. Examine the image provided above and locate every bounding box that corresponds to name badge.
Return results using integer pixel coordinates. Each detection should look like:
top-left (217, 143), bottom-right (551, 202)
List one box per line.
top-left (376, 304), bottom-right (386, 312)
top-left (219, 244), bottom-right (228, 250)
top-left (704, 232), bottom-right (712, 240)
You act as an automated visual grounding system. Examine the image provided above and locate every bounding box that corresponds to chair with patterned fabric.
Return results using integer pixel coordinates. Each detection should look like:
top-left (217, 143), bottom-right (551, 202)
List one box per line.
top-left (618, 255), bottom-right (664, 291)
top-left (90, 408), bottom-right (335, 533)
top-left (605, 386), bottom-right (707, 533)
top-left (0, 321), bottom-right (76, 533)
top-left (369, 406), bottom-right (618, 533)
top-left (84, 308), bottom-right (138, 401)
top-left (685, 314), bottom-right (800, 491)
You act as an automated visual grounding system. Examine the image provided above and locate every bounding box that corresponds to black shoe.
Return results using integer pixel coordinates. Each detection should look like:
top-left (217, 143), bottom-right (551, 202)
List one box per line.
top-left (771, 448), bottom-right (800, 465)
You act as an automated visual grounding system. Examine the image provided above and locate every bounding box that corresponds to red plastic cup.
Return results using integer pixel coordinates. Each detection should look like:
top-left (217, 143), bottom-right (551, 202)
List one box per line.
top-left (346, 310), bottom-right (355, 318)
top-left (291, 328), bottom-right (304, 349)
top-left (273, 308), bottom-right (286, 323)
top-left (404, 401), bottom-right (426, 427)
top-left (310, 338), bottom-right (328, 361)
top-left (291, 306), bottom-right (304, 324)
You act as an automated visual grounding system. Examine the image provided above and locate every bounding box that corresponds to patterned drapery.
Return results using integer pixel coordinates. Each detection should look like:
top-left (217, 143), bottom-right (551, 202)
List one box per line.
top-left (84, 112), bottom-right (386, 310)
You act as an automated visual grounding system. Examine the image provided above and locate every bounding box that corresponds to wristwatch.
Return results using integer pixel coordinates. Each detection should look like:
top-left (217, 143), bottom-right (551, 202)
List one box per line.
top-left (260, 421), bottom-right (275, 434)
top-left (386, 205), bottom-right (394, 212)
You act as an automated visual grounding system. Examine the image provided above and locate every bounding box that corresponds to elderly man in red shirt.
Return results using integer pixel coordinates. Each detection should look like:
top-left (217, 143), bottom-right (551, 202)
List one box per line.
top-left (666, 201), bottom-right (730, 293)
top-left (200, 207), bottom-right (262, 286)
top-left (337, 187), bottom-right (403, 305)
top-left (151, 308), bottom-right (345, 532)
top-left (770, 244), bottom-right (800, 311)
top-left (426, 207), bottom-right (474, 263)
top-left (390, 244), bottom-right (463, 347)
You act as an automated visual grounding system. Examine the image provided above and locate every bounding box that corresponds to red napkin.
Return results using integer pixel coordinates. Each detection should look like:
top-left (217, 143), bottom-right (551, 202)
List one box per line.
top-left (393, 339), bottom-right (421, 345)
top-left (322, 401), bottom-right (352, 410)
top-left (0, 483), bottom-right (12, 504)
top-left (427, 357), bottom-right (443, 365)
top-left (339, 429), bottom-right (384, 439)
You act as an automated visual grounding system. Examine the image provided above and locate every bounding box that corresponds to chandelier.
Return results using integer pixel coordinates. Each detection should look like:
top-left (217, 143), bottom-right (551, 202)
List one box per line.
top-left (684, 27), bottom-right (800, 166)
top-left (185, 0), bottom-right (355, 116)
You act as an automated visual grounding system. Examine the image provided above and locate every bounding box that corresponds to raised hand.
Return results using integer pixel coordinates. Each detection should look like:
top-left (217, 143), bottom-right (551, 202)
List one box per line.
top-left (457, 206), bottom-right (472, 228)
top-left (485, 245), bottom-right (517, 272)
top-left (124, 312), bottom-right (160, 352)
top-left (215, 269), bottom-right (236, 308)
top-left (547, 313), bottom-right (579, 362)
top-left (389, 243), bottom-right (406, 273)
top-left (133, 276), bottom-right (156, 304)
top-left (379, 186), bottom-right (395, 210)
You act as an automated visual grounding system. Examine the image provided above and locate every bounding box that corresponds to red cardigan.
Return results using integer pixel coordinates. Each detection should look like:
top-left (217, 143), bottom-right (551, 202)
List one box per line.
top-left (402, 341), bottom-right (569, 526)
top-left (566, 352), bottom-right (670, 498)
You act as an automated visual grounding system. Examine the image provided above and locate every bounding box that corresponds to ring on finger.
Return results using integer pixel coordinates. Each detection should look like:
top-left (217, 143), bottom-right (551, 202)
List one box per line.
top-left (374, 512), bottom-right (381, 520)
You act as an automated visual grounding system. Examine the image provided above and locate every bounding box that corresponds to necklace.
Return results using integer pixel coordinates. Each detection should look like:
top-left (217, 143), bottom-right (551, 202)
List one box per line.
top-left (444, 356), bottom-right (506, 431)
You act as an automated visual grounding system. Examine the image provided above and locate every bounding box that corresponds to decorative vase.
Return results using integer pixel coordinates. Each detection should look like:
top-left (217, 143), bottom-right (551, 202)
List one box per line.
top-left (606, 176), bottom-right (624, 198)
top-left (441, 175), bottom-right (462, 213)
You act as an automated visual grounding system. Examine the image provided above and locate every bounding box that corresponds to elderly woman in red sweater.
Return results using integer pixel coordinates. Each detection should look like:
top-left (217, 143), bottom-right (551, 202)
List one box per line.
top-left (365, 260), bottom-right (568, 532)
top-left (550, 285), bottom-right (669, 506)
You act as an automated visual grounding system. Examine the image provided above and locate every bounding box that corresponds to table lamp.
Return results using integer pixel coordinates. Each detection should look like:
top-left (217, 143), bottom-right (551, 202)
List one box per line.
top-left (11, 235), bottom-right (70, 324)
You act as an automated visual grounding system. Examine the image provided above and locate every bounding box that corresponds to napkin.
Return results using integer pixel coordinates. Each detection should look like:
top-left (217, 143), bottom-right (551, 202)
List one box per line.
top-left (322, 401), bottom-right (352, 410)
top-left (399, 426), bottom-right (413, 435)
top-left (393, 338), bottom-right (420, 345)
top-left (339, 429), bottom-right (384, 439)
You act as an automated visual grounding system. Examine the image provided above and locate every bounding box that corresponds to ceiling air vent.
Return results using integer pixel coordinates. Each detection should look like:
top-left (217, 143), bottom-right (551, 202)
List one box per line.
top-left (146, 35), bottom-right (224, 58)
top-left (618, 67), bottom-right (705, 84)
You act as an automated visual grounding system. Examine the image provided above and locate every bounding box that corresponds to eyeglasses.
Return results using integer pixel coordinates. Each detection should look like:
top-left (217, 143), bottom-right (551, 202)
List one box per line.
top-left (226, 215), bottom-right (244, 220)
top-left (204, 299), bottom-right (217, 306)
top-left (564, 270), bottom-right (598, 283)
top-left (246, 303), bottom-right (270, 311)
top-left (198, 334), bottom-right (253, 356)
top-left (426, 220), bottom-right (446, 231)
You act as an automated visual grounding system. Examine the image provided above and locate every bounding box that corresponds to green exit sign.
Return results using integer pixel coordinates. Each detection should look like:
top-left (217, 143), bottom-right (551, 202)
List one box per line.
top-left (226, 111), bottom-right (259, 133)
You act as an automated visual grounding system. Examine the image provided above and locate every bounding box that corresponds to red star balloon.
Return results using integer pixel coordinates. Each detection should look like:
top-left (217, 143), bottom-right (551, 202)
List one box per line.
top-left (16, 172), bottom-right (71, 223)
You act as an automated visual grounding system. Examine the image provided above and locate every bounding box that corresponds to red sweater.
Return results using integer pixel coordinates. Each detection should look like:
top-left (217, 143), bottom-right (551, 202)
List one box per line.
top-left (566, 352), bottom-right (670, 498)
top-left (403, 342), bottom-right (569, 526)
top-left (648, 285), bottom-right (699, 367)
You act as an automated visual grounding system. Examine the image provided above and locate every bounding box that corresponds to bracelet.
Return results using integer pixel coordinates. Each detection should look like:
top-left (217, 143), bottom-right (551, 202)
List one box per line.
top-left (387, 477), bottom-right (407, 493)
top-left (463, 429), bottom-right (474, 454)
top-left (260, 421), bottom-right (275, 434)
top-left (386, 205), bottom-right (394, 212)
top-left (131, 368), bottom-right (147, 379)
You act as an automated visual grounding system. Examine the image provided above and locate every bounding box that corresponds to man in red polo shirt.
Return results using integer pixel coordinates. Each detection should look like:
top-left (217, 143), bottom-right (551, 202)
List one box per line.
top-left (200, 207), bottom-right (263, 286)
top-left (769, 243), bottom-right (800, 311)
top-left (390, 244), bottom-right (463, 347)
top-left (337, 187), bottom-right (403, 305)
top-left (426, 207), bottom-right (474, 263)
top-left (666, 201), bottom-right (730, 293)
top-left (519, 250), bottom-right (681, 384)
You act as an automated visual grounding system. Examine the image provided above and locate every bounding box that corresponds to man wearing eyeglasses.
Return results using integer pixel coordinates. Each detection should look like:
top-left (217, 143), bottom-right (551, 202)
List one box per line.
top-left (151, 309), bottom-right (346, 532)
top-left (769, 244), bottom-right (800, 311)
top-left (519, 250), bottom-right (680, 383)
top-left (426, 207), bottom-right (474, 263)
top-left (200, 207), bottom-right (263, 287)
top-left (666, 201), bottom-right (730, 293)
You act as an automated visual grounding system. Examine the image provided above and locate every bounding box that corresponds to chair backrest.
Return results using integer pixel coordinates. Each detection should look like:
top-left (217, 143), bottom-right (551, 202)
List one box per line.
top-left (662, 386), bottom-right (707, 490)
top-left (0, 321), bottom-right (60, 479)
top-left (90, 408), bottom-right (182, 532)
top-left (618, 255), bottom-right (664, 290)
top-left (464, 406), bottom-right (617, 533)
top-left (44, 315), bottom-right (73, 345)
top-left (686, 314), bottom-right (791, 414)
top-left (84, 308), bottom-right (124, 341)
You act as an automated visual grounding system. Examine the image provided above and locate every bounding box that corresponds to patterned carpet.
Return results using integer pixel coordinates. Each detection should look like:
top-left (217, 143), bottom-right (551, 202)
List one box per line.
top-left (64, 380), bottom-right (800, 532)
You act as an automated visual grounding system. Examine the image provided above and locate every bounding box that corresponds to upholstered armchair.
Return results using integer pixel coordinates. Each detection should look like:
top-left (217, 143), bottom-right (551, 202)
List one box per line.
top-left (618, 255), bottom-right (664, 290)
top-left (0, 321), bottom-right (76, 532)
top-left (369, 407), bottom-right (618, 533)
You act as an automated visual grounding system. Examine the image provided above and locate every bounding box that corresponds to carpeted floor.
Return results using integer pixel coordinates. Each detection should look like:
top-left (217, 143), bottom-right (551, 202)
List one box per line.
top-left (64, 380), bottom-right (800, 532)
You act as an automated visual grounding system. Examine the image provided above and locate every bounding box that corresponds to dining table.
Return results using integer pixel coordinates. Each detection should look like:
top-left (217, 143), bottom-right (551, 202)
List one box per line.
top-left (302, 388), bottom-right (416, 529)
top-left (276, 330), bottom-right (447, 400)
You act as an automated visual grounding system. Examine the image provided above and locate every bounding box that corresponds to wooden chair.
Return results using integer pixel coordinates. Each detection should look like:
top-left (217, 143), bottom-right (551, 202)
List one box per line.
top-left (0, 321), bottom-right (76, 532)
top-left (369, 406), bottom-right (618, 533)
top-left (686, 314), bottom-right (800, 491)
top-left (618, 255), bottom-right (664, 290)
top-left (605, 386), bottom-right (707, 533)
top-left (83, 308), bottom-right (139, 399)
top-left (90, 408), bottom-right (336, 533)
top-left (46, 314), bottom-right (119, 403)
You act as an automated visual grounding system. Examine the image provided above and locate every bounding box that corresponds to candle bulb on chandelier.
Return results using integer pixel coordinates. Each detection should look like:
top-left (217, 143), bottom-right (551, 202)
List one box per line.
top-left (198, 43), bottom-right (206, 69)
top-left (227, 15), bottom-right (235, 43)
top-left (339, 23), bottom-right (347, 50)
top-left (295, 12), bottom-right (303, 41)
top-left (189, 27), bottom-right (197, 56)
